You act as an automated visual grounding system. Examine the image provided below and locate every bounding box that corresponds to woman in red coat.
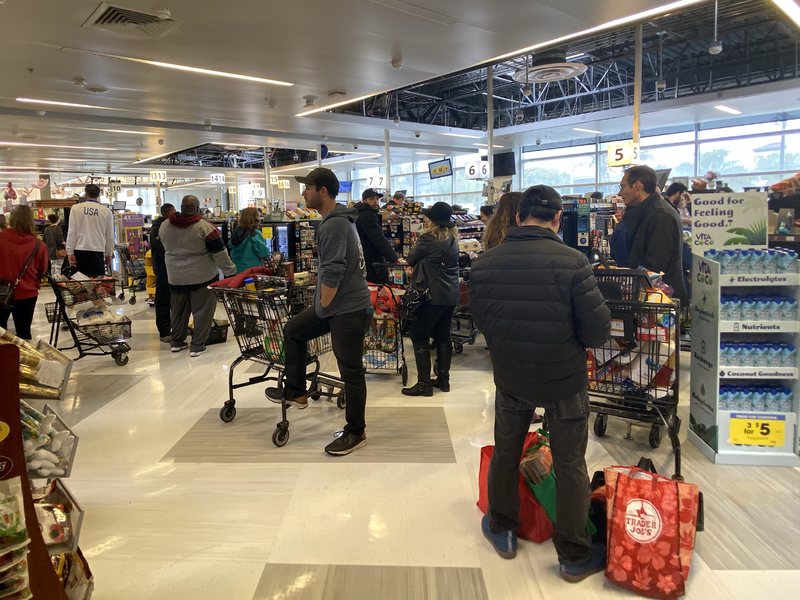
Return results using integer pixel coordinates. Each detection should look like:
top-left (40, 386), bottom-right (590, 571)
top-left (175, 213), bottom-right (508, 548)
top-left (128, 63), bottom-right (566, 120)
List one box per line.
top-left (0, 205), bottom-right (49, 339)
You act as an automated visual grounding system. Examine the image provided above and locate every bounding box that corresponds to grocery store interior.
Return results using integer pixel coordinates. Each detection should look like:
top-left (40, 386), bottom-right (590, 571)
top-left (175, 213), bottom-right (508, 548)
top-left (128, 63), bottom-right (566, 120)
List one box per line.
top-left (3, 0), bottom-right (800, 598)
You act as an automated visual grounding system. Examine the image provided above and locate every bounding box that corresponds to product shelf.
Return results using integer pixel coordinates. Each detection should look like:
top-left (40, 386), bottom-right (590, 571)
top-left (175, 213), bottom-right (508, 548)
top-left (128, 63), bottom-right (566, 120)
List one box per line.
top-left (718, 367), bottom-right (798, 379)
top-left (719, 321), bottom-right (799, 333)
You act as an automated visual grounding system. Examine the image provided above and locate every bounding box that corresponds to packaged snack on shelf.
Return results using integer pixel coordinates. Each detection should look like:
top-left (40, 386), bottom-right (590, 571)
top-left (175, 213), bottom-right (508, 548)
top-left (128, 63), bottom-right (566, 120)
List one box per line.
top-left (0, 479), bottom-right (28, 549)
top-left (21, 403), bottom-right (78, 479)
top-left (0, 542), bottom-right (29, 574)
top-left (64, 548), bottom-right (93, 600)
top-left (34, 503), bottom-right (71, 547)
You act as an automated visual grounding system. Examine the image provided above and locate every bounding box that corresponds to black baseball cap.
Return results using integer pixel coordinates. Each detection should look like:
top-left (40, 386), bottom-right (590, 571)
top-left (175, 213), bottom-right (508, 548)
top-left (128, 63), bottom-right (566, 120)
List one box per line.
top-left (294, 167), bottom-right (339, 196)
top-left (361, 188), bottom-right (384, 200)
top-left (520, 185), bottom-right (563, 211)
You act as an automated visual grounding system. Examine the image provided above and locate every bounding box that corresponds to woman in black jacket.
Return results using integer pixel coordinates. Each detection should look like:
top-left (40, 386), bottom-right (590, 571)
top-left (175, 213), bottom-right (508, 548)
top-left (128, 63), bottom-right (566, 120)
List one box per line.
top-left (402, 202), bottom-right (460, 396)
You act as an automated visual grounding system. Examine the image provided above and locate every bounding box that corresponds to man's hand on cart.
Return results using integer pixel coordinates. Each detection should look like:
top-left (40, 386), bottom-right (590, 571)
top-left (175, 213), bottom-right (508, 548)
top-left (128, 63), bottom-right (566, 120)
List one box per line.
top-left (68, 254), bottom-right (77, 267)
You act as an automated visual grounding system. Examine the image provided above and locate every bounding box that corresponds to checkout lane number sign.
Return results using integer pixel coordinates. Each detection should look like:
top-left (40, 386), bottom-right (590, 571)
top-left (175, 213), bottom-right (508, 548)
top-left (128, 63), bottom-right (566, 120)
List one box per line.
top-left (607, 140), bottom-right (640, 167)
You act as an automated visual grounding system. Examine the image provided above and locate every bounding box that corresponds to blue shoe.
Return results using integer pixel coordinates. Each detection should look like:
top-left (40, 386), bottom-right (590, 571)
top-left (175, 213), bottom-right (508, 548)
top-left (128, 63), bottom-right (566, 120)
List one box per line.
top-left (481, 514), bottom-right (517, 559)
top-left (559, 544), bottom-right (607, 583)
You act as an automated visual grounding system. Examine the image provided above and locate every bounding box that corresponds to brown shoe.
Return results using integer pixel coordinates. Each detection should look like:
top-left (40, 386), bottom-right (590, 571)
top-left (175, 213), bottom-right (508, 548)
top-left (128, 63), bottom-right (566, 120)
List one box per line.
top-left (286, 395), bottom-right (308, 410)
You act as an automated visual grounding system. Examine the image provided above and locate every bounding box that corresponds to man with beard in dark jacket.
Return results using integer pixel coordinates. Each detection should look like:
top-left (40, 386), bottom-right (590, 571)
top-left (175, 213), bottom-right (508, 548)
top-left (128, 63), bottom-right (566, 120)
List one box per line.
top-left (471, 185), bottom-right (611, 582)
top-left (619, 165), bottom-right (689, 306)
top-left (355, 188), bottom-right (398, 283)
top-left (150, 203), bottom-right (175, 342)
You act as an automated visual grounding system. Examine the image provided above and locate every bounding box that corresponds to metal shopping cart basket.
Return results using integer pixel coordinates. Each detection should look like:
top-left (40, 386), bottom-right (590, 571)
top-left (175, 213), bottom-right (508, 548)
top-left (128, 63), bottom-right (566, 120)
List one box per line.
top-left (450, 267), bottom-right (478, 353)
top-left (48, 275), bottom-right (132, 366)
top-left (587, 268), bottom-right (683, 478)
top-left (212, 276), bottom-right (343, 447)
top-left (116, 245), bottom-right (147, 305)
top-left (364, 278), bottom-right (408, 385)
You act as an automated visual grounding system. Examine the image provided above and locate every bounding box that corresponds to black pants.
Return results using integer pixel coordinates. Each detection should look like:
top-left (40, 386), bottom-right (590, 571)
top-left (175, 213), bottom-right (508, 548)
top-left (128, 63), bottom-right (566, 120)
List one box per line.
top-left (409, 304), bottom-right (454, 345)
top-left (283, 306), bottom-right (370, 435)
top-left (488, 387), bottom-right (592, 564)
top-left (74, 250), bottom-right (106, 277)
top-left (0, 296), bottom-right (38, 340)
top-left (154, 275), bottom-right (171, 337)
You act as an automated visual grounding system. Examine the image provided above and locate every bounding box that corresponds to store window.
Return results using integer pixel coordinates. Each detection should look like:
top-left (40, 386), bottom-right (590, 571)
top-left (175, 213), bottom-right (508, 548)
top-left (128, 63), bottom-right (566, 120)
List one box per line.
top-left (637, 145), bottom-right (695, 177)
top-left (522, 154), bottom-right (595, 188)
top-left (698, 136), bottom-right (782, 174)
top-left (698, 121), bottom-right (783, 140)
top-left (391, 174), bottom-right (414, 195)
top-left (414, 172), bottom-right (452, 196)
top-left (784, 134), bottom-right (800, 170)
top-left (522, 143), bottom-right (595, 160)
top-left (640, 131), bottom-right (695, 147)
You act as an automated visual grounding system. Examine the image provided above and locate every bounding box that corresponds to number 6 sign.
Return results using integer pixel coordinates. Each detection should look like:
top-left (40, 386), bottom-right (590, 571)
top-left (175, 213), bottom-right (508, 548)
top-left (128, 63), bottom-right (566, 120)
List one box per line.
top-left (465, 160), bottom-right (489, 180)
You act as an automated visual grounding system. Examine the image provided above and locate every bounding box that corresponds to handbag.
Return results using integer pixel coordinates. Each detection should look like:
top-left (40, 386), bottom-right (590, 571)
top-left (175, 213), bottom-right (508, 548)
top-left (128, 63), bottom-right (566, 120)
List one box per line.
top-left (0, 240), bottom-right (41, 308)
top-left (476, 431), bottom-right (554, 543)
top-left (604, 466), bottom-right (700, 599)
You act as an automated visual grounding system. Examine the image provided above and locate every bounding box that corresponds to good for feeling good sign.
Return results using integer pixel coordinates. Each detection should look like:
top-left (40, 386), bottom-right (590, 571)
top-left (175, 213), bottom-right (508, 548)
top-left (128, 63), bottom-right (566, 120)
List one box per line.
top-left (691, 192), bottom-right (768, 252)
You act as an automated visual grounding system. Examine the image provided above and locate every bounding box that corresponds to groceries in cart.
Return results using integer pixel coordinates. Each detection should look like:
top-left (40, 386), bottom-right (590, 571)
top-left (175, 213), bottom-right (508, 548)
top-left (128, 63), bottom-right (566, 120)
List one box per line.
top-left (363, 283), bottom-right (407, 381)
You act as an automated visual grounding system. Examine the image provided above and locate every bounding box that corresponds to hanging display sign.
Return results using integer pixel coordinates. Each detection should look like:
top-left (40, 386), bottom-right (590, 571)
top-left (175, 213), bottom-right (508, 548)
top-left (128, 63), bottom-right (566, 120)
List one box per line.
top-left (210, 173), bottom-right (226, 185)
top-left (607, 140), bottom-right (640, 167)
top-left (251, 186), bottom-right (265, 199)
top-left (227, 186), bottom-right (237, 194)
top-left (277, 179), bottom-right (291, 189)
top-left (109, 180), bottom-right (122, 194)
top-left (121, 213), bottom-right (145, 254)
top-left (465, 160), bottom-right (489, 180)
top-left (270, 175), bottom-right (279, 185)
top-left (691, 192), bottom-right (768, 252)
top-left (149, 170), bottom-right (167, 183)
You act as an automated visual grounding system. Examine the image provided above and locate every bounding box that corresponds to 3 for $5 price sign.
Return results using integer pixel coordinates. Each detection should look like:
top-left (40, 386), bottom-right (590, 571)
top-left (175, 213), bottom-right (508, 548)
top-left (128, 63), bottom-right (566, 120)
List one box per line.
top-left (728, 413), bottom-right (785, 447)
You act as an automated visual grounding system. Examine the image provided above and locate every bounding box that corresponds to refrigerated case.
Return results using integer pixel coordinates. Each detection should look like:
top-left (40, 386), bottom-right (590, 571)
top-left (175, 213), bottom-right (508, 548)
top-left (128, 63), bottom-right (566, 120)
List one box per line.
top-left (262, 220), bottom-right (321, 277)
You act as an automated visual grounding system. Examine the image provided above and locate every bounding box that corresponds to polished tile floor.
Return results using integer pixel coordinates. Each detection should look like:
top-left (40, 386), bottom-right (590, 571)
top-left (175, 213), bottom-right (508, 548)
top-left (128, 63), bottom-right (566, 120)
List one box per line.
top-left (25, 291), bottom-right (800, 599)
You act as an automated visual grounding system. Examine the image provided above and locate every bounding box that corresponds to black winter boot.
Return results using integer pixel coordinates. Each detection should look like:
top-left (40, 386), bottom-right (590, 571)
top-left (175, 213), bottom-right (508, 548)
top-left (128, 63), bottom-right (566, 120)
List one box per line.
top-left (402, 344), bottom-right (433, 397)
top-left (434, 342), bottom-right (452, 392)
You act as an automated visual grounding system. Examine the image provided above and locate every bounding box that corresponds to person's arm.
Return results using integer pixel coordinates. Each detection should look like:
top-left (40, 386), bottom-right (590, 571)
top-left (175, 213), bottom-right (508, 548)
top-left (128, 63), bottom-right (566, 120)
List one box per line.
top-left (316, 220), bottom-right (348, 308)
top-left (640, 213), bottom-right (678, 273)
top-left (105, 210), bottom-right (115, 264)
top-left (571, 258), bottom-right (611, 348)
top-left (362, 212), bottom-right (398, 263)
top-left (150, 221), bottom-right (165, 256)
top-left (253, 231), bottom-right (271, 260)
top-left (54, 226), bottom-right (64, 248)
top-left (405, 234), bottom-right (432, 267)
top-left (65, 211), bottom-right (77, 265)
top-left (204, 225), bottom-right (236, 276)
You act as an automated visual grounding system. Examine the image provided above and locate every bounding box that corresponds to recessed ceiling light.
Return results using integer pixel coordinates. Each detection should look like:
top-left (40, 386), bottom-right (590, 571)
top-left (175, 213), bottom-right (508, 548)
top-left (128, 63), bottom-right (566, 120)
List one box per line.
top-left (473, 143), bottom-right (505, 148)
top-left (0, 141), bottom-right (117, 150)
top-left (772, 0), bottom-right (800, 27)
top-left (61, 47), bottom-right (293, 87)
top-left (87, 128), bottom-right (159, 136)
top-left (572, 127), bottom-right (603, 134)
top-left (16, 97), bottom-right (123, 111)
top-left (714, 105), bottom-right (742, 115)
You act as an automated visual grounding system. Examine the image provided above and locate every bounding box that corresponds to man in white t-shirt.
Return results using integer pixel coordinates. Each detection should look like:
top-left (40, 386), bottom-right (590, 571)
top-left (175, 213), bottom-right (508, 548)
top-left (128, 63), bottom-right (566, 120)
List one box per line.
top-left (65, 184), bottom-right (114, 277)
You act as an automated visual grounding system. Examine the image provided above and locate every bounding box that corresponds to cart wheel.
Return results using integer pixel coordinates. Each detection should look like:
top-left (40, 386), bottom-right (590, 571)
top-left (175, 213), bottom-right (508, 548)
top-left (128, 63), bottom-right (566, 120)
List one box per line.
top-left (649, 424), bottom-right (662, 449)
top-left (129, 296), bottom-right (137, 305)
top-left (118, 292), bottom-right (125, 301)
top-left (401, 362), bottom-right (408, 386)
top-left (336, 392), bottom-right (346, 409)
top-left (453, 342), bottom-right (464, 354)
top-left (309, 387), bottom-right (322, 401)
top-left (219, 404), bottom-right (237, 423)
top-left (113, 353), bottom-right (129, 366)
top-left (593, 414), bottom-right (607, 438)
top-left (272, 427), bottom-right (290, 447)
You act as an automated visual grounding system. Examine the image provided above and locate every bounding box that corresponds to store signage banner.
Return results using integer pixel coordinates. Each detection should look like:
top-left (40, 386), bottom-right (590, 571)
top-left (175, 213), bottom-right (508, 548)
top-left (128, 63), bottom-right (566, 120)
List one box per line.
top-left (691, 192), bottom-right (768, 252)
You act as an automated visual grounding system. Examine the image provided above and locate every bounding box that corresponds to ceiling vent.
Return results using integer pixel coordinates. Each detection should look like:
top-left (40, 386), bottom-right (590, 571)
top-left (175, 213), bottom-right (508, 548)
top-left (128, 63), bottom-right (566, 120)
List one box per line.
top-left (82, 3), bottom-right (183, 40)
top-left (513, 50), bottom-right (588, 84)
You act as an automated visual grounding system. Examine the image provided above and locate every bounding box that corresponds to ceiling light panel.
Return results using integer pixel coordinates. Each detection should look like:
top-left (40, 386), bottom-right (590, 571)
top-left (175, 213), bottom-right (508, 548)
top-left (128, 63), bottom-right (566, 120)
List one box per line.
top-left (572, 127), bottom-right (603, 134)
top-left (714, 104), bottom-right (742, 115)
top-left (772, 0), bottom-right (800, 28)
top-left (0, 141), bottom-right (117, 150)
top-left (16, 97), bottom-right (123, 111)
top-left (87, 128), bottom-right (159, 136)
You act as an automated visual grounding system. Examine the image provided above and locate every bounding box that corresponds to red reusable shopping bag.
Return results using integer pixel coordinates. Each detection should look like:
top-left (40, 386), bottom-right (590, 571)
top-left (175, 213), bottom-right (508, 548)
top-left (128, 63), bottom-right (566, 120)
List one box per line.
top-left (476, 431), bottom-right (553, 543)
top-left (604, 467), bottom-right (700, 599)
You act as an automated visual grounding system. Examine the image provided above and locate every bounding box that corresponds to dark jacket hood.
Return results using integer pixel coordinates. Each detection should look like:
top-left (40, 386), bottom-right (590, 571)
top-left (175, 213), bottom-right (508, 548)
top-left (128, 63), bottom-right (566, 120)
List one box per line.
top-left (169, 213), bottom-right (203, 228)
top-left (355, 201), bottom-right (376, 215)
top-left (505, 225), bottom-right (564, 244)
top-left (230, 225), bottom-right (256, 246)
top-left (322, 204), bottom-right (358, 224)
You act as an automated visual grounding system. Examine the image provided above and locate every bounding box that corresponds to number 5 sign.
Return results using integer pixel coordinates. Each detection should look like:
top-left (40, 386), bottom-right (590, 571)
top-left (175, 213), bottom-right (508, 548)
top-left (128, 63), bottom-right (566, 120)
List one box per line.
top-left (607, 140), bottom-right (640, 167)
top-left (465, 160), bottom-right (489, 180)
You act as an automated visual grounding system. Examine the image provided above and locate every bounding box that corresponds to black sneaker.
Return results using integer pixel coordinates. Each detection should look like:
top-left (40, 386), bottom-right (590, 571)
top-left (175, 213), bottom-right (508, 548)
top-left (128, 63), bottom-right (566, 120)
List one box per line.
top-left (324, 431), bottom-right (367, 456)
top-left (265, 387), bottom-right (308, 409)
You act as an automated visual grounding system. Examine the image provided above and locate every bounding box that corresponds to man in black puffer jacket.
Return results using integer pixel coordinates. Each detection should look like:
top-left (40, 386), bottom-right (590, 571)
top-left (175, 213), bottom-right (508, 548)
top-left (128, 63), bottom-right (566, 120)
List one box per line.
top-left (471, 185), bottom-right (611, 582)
top-left (355, 188), bottom-right (398, 284)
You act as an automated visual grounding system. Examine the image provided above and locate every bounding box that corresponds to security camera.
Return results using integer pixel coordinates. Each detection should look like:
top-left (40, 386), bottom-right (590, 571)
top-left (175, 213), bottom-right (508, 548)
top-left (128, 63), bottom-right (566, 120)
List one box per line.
top-left (414, 131), bottom-right (421, 138)
top-left (353, 144), bottom-right (358, 150)
top-left (535, 138), bottom-right (542, 146)
top-left (655, 80), bottom-right (667, 93)
top-left (708, 42), bottom-right (723, 55)
top-left (36, 110), bottom-right (46, 117)
top-left (158, 138), bottom-right (165, 145)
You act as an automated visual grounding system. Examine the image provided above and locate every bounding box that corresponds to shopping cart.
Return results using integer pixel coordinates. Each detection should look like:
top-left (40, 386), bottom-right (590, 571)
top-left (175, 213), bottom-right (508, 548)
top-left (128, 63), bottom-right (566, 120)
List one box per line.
top-left (212, 276), bottom-right (343, 447)
top-left (48, 275), bottom-right (132, 366)
top-left (364, 281), bottom-right (407, 385)
top-left (587, 268), bottom-right (682, 477)
top-left (451, 267), bottom-right (478, 353)
top-left (116, 245), bottom-right (146, 305)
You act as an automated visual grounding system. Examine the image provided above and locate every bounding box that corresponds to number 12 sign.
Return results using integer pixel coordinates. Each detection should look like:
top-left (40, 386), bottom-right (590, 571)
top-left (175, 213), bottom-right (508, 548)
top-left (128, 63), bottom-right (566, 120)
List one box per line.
top-left (607, 140), bottom-right (640, 167)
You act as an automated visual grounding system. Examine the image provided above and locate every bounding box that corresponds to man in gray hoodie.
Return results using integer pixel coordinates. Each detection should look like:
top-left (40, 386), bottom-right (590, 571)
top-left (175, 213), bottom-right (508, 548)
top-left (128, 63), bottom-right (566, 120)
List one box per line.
top-left (266, 168), bottom-right (371, 456)
top-left (159, 195), bottom-right (236, 357)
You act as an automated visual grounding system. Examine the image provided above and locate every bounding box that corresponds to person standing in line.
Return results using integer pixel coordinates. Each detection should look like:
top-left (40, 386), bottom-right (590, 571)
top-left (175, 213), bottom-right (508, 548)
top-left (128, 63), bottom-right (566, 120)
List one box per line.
top-left (228, 207), bottom-right (270, 273)
top-left (479, 205), bottom-right (494, 225)
top-left (159, 195), bottom-right (236, 357)
top-left (43, 214), bottom-right (65, 274)
top-left (65, 184), bottom-right (115, 277)
top-left (482, 192), bottom-right (522, 250)
top-left (401, 201), bottom-right (460, 397)
top-left (354, 188), bottom-right (398, 284)
top-left (265, 168), bottom-right (372, 456)
top-left (618, 165), bottom-right (690, 306)
top-left (470, 185), bottom-right (610, 581)
top-left (0, 205), bottom-right (49, 339)
top-left (150, 203), bottom-right (176, 343)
